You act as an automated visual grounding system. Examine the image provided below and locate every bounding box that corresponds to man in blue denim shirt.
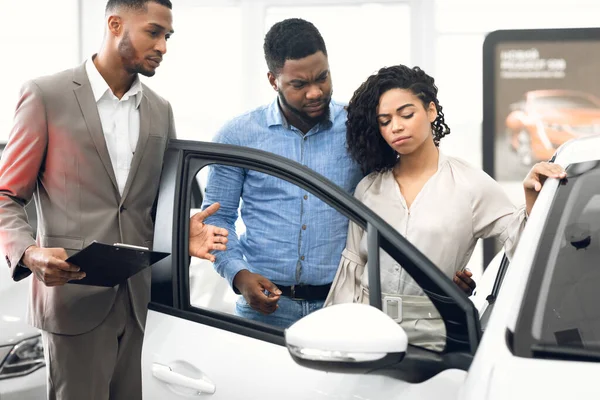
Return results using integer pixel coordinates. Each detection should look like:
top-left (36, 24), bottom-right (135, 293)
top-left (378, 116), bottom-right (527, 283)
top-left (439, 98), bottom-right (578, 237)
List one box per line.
top-left (202, 18), bottom-right (363, 328)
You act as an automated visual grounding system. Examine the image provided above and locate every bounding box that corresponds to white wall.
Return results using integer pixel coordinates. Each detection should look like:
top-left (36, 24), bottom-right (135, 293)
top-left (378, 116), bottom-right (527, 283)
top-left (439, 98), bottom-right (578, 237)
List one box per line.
top-left (0, 0), bottom-right (80, 145)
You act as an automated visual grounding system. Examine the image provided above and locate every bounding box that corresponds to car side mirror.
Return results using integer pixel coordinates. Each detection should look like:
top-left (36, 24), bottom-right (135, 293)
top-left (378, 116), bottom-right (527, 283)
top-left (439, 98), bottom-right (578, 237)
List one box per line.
top-left (284, 303), bottom-right (408, 372)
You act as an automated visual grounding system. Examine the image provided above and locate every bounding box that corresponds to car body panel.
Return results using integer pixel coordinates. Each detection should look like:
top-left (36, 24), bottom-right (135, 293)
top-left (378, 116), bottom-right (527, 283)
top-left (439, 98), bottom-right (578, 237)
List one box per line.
top-left (487, 357), bottom-right (599, 399)
top-left (0, 282), bottom-right (45, 399)
top-left (142, 309), bottom-right (467, 400)
top-left (0, 368), bottom-right (46, 400)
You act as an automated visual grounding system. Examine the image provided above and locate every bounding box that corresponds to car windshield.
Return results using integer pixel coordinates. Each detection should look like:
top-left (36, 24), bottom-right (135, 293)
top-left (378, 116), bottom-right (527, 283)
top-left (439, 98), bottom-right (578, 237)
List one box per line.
top-left (531, 95), bottom-right (599, 110)
top-left (530, 160), bottom-right (600, 354)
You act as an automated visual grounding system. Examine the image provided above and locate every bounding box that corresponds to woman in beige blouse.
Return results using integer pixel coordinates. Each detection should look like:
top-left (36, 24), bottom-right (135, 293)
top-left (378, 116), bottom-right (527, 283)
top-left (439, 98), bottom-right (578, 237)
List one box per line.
top-left (325, 65), bottom-right (566, 350)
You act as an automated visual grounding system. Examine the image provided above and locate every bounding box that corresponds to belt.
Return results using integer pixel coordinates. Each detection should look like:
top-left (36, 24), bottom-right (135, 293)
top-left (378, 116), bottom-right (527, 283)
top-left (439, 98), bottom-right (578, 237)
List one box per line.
top-left (275, 283), bottom-right (331, 301)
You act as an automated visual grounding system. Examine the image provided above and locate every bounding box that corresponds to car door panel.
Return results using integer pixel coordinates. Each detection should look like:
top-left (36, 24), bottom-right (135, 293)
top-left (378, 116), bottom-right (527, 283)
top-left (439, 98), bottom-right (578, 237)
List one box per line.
top-left (142, 308), bottom-right (468, 399)
top-left (144, 309), bottom-right (404, 399)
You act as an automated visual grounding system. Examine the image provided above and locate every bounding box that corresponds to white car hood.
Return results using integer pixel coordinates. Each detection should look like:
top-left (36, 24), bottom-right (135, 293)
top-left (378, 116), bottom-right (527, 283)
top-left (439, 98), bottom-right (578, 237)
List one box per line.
top-left (488, 357), bottom-right (600, 399)
top-left (0, 279), bottom-right (39, 345)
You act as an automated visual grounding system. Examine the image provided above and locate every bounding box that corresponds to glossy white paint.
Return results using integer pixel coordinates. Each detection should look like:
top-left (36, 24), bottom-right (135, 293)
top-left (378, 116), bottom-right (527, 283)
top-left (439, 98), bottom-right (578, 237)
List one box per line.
top-left (285, 303), bottom-right (408, 361)
top-left (142, 310), bottom-right (466, 400)
top-left (0, 367), bottom-right (46, 400)
top-left (0, 280), bottom-right (46, 399)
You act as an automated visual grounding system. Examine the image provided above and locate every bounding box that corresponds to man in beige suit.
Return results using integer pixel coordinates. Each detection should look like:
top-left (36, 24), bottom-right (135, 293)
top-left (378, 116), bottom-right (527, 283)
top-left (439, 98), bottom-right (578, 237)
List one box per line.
top-left (0, 0), bottom-right (228, 399)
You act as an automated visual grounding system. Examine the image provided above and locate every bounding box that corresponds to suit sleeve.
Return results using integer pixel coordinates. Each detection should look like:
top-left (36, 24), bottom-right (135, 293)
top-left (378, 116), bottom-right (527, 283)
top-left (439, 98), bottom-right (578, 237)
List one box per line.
top-left (151, 101), bottom-right (177, 225)
top-left (167, 101), bottom-right (176, 141)
top-left (0, 81), bottom-right (48, 281)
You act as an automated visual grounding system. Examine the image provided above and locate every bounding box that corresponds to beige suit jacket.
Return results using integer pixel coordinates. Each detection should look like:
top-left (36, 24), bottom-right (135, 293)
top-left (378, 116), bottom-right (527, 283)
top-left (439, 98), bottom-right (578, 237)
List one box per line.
top-left (0, 62), bottom-right (175, 335)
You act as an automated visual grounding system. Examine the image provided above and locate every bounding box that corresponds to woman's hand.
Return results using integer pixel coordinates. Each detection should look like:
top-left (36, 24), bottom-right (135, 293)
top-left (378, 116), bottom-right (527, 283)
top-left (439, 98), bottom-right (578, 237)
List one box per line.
top-left (523, 162), bottom-right (567, 216)
top-left (454, 269), bottom-right (476, 296)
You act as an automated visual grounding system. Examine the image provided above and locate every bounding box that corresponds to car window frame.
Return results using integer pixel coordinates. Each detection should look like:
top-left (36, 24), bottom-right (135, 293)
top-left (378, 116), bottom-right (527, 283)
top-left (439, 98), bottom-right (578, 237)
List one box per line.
top-left (149, 139), bottom-right (482, 356)
top-left (479, 253), bottom-right (510, 332)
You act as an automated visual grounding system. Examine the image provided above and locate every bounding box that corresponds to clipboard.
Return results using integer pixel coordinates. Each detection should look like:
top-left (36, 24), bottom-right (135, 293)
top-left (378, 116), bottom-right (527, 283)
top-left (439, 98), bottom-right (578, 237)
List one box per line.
top-left (66, 242), bottom-right (170, 287)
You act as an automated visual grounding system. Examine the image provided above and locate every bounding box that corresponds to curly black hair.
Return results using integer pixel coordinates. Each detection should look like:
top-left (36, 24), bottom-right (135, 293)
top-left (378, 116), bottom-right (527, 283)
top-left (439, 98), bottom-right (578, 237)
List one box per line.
top-left (346, 65), bottom-right (450, 174)
top-left (264, 18), bottom-right (327, 75)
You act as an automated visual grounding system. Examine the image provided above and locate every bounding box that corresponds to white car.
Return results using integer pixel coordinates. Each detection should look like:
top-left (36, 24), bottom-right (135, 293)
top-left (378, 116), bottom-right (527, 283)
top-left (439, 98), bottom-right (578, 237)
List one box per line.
top-left (0, 279), bottom-right (46, 400)
top-left (142, 135), bottom-right (600, 399)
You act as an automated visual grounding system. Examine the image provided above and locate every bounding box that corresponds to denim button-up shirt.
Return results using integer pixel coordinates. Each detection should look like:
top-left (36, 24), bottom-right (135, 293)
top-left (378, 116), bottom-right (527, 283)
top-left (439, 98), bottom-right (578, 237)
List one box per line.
top-left (202, 99), bottom-right (363, 287)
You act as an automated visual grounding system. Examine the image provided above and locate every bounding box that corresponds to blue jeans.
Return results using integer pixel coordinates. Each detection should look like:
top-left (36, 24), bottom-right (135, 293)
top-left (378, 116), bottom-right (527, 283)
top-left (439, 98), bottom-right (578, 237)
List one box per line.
top-left (235, 295), bottom-right (325, 329)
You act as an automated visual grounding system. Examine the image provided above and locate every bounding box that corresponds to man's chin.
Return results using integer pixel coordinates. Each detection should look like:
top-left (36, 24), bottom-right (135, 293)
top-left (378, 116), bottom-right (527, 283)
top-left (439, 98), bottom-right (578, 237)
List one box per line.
top-left (304, 106), bottom-right (330, 123)
top-left (138, 68), bottom-right (156, 78)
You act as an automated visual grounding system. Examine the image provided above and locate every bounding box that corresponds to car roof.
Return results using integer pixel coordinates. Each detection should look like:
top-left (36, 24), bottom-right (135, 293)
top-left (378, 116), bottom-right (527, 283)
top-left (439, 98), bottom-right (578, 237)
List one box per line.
top-left (554, 134), bottom-right (600, 167)
top-left (527, 89), bottom-right (594, 98)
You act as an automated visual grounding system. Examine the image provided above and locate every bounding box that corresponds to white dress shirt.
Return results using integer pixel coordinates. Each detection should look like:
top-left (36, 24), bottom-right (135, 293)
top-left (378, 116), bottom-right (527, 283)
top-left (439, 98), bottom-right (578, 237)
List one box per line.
top-left (85, 58), bottom-right (142, 195)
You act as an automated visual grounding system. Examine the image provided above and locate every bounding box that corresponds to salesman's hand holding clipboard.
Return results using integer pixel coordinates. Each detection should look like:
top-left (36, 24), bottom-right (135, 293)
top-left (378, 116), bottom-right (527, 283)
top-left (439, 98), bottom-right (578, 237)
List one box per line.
top-left (66, 203), bottom-right (228, 287)
top-left (66, 242), bottom-right (169, 287)
top-left (23, 203), bottom-right (228, 288)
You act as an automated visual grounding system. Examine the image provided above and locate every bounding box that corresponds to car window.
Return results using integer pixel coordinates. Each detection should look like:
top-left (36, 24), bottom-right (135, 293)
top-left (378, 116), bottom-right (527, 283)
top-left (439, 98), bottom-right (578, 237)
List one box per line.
top-left (186, 161), bottom-right (447, 352)
top-left (515, 160), bottom-right (600, 358)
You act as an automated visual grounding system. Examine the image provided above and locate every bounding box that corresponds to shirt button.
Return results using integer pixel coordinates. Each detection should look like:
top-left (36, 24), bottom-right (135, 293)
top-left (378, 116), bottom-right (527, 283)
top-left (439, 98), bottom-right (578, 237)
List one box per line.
top-left (304, 195), bottom-right (308, 200)
top-left (300, 256), bottom-right (305, 261)
top-left (302, 225), bottom-right (307, 230)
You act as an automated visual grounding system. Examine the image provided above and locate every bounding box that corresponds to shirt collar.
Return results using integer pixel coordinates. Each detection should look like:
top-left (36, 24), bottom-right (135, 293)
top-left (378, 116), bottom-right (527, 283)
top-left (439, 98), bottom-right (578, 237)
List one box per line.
top-left (85, 56), bottom-right (143, 109)
top-left (266, 97), bottom-right (337, 129)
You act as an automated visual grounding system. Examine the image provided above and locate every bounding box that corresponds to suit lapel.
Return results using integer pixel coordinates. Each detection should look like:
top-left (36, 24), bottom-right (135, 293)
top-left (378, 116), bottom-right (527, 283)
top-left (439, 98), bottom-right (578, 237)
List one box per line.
top-left (72, 64), bottom-right (120, 196)
top-left (120, 93), bottom-right (150, 204)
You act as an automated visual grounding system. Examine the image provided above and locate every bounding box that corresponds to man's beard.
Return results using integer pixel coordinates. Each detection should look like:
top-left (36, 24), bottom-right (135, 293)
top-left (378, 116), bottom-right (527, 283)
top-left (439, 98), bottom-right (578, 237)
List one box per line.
top-left (118, 31), bottom-right (155, 77)
top-left (278, 89), bottom-right (331, 127)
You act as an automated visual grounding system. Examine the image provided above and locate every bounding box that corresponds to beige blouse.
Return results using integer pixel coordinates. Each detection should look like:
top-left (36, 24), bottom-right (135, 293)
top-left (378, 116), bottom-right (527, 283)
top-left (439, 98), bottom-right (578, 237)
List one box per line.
top-left (324, 152), bottom-right (527, 348)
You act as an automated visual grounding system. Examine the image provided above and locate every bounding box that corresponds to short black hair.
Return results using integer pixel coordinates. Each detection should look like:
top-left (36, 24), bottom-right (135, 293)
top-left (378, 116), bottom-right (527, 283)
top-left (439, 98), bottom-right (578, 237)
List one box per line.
top-left (106, 0), bottom-right (172, 14)
top-left (346, 65), bottom-right (451, 174)
top-left (264, 18), bottom-right (327, 75)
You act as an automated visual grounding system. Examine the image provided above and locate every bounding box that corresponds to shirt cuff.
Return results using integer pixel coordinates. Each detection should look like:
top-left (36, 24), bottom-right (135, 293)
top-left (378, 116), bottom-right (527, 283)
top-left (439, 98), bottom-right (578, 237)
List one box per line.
top-left (8, 240), bottom-right (36, 281)
top-left (220, 258), bottom-right (251, 293)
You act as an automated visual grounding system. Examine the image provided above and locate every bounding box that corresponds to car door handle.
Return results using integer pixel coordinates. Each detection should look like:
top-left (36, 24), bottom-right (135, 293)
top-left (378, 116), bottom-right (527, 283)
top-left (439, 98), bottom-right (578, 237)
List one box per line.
top-left (152, 363), bottom-right (216, 395)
